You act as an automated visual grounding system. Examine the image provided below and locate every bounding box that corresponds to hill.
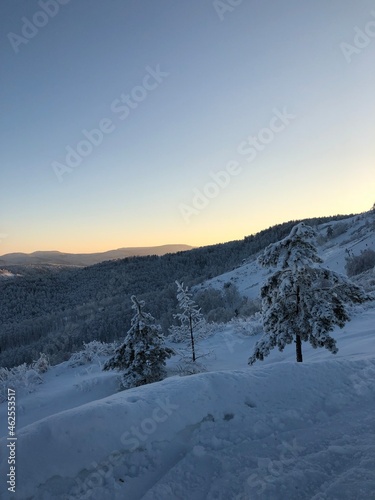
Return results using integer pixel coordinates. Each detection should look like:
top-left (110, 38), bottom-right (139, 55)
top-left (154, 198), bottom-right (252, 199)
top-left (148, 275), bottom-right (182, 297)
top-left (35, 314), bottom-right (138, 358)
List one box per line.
top-left (0, 244), bottom-right (194, 267)
top-left (196, 212), bottom-right (375, 300)
top-left (0, 212), bottom-right (372, 369)
top-left (0, 262), bottom-right (374, 498)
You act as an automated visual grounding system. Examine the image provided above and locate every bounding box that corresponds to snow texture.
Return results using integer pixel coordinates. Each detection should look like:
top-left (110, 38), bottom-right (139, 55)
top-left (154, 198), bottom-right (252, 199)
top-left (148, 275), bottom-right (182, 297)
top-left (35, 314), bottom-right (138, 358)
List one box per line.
top-left (0, 214), bottom-right (374, 499)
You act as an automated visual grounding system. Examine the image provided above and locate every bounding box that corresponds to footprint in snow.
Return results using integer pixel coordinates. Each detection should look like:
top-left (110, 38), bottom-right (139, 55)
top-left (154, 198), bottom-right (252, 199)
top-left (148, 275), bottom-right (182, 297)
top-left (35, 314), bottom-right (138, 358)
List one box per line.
top-left (244, 400), bottom-right (256, 408)
top-left (126, 397), bottom-right (139, 403)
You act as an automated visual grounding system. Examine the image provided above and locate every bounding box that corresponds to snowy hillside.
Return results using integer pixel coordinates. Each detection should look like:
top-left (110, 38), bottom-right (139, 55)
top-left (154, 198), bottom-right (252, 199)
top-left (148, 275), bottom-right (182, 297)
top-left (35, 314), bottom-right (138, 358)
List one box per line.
top-left (0, 212), bottom-right (374, 499)
top-left (0, 269), bottom-right (18, 279)
top-left (196, 212), bottom-right (375, 300)
top-left (0, 303), bottom-right (374, 499)
top-left (0, 212), bottom-right (363, 370)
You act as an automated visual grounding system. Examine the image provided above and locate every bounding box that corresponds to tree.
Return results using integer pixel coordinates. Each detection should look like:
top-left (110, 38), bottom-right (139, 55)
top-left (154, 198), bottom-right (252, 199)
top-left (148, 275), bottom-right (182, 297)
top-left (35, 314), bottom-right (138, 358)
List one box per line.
top-left (249, 223), bottom-right (369, 365)
top-left (171, 281), bottom-right (205, 362)
top-left (345, 248), bottom-right (375, 277)
top-left (32, 352), bottom-right (50, 374)
top-left (325, 225), bottom-right (333, 239)
top-left (103, 296), bottom-right (173, 388)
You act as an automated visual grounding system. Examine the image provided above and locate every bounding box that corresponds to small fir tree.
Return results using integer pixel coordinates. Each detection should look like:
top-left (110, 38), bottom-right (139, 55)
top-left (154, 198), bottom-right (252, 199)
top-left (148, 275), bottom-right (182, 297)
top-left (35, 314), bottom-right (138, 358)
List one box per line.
top-left (249, 223), bottom-right (369, 365)
top-left (32, 352), bottom-right (50, 374)
top-left (103, 296), bottom-right (173, 388)
top-left (172, 281), bottom-right (205, 362)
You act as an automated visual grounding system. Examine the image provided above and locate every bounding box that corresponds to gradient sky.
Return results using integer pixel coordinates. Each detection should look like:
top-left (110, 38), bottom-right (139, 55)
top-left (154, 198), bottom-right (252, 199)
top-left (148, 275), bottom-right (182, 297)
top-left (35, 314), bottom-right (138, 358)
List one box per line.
top-left (1, 0), bottom-right (374, 254)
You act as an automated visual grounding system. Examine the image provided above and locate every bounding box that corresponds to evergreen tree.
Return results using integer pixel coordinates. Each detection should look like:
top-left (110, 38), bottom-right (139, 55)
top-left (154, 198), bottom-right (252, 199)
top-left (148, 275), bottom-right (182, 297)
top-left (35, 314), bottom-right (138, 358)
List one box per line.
top-left (345, 248), bottom-right (375, 277)
top-left (249, 223), bottom-right (369, 365)
top-left (103, 296), bottom-right (173, 388)
top-left (172, 281), bottom-right (205, 362)
top-left (326, 225), bottom-right (333, 239)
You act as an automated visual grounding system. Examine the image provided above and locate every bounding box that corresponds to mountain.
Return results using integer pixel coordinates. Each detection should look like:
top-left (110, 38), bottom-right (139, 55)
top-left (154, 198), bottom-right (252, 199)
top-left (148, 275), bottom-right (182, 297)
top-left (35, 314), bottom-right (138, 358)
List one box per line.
top-left (0, 244), bottom-right (194, 267)
top-left (0, 211), bottom-right (373, 370)
top-left (0, 212), bottom-right (374, 499)
top-left (195, 212), bottom-right (375, 300)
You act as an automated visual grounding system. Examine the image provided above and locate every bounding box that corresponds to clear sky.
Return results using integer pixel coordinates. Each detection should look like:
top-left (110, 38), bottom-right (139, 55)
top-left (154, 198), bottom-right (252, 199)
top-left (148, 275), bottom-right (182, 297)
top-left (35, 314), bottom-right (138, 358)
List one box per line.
top-left (1, 0), bottom-right (374, 254)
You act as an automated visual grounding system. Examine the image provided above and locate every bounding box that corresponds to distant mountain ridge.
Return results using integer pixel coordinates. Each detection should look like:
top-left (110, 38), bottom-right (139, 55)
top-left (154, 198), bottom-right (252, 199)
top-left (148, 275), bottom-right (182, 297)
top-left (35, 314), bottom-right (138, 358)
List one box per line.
top-left (1, 211), bottom-right (371, 368)
top-left (0, 245), bottom-right (194, 267)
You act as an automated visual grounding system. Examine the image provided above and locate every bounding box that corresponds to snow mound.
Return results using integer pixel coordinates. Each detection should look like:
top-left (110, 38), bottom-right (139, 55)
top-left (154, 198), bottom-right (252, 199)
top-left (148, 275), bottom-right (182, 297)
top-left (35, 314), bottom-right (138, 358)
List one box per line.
top-left (2, 356), bottom-right (375, 499)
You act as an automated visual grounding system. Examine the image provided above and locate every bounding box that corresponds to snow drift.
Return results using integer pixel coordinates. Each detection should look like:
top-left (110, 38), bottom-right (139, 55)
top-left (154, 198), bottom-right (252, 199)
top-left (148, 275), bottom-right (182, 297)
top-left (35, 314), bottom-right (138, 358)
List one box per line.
top-left (1, 352), bottom-right (375, 499)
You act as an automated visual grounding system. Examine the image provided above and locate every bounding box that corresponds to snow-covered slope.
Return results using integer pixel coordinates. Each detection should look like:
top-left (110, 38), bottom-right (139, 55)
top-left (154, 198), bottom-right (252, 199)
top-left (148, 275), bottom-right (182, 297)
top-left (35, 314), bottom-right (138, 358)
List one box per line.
top-left (0, 302), bottom-right (374, 499)
top-left (0, 269), bottom-right (18, 279)
top-left (0, 212), bottom-right (374, 499)
top-left (196, 212), bottom-right (375, 300)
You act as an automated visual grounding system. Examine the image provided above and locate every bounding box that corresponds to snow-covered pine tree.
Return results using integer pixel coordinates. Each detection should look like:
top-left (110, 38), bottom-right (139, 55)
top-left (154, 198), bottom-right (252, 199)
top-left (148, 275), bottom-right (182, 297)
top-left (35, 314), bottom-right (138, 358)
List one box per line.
top-left (172, 281), bottom-right (205, 362)
top-left (32, 352), bottom-right (50, 374)
top-left (249, 223), bottom-right (369, 365)
top-left (103, 295), bottom-right (173, 389)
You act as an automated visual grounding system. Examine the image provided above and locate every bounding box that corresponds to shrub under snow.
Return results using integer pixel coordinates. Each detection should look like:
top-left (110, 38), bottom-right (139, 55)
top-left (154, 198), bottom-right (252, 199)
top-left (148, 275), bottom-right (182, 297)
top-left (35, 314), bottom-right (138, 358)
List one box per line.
top-left (0, 364), bottom-right (43, 403)
top-left (32, 352), bottom-right (50, 374)
top-left (68, 341), bottom-right (117, 368)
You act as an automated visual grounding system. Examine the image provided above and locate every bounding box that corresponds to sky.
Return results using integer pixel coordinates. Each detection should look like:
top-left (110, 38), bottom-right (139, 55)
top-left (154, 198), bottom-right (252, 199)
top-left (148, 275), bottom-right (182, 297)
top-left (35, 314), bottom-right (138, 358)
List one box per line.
top-left (0, 0), bottom-right (374, 254)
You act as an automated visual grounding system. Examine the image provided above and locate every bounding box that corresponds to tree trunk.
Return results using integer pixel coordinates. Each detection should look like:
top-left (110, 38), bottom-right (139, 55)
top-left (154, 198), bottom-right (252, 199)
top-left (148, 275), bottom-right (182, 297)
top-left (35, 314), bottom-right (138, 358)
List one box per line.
top-left (189, 314), bottom-right (196, 362)
top-left (295, 284), bottom-right (303, 362)
top-left (295, 334), bottom-right (303, 362)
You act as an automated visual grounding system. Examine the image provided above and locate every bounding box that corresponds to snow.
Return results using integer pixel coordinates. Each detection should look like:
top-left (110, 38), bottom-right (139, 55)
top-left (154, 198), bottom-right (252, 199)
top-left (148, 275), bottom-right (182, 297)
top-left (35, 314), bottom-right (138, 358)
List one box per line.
top-left (0, 269), bottom-right (18, 279)
top-left (0, 213), bottom-right (374, 499)
top-left (197, 213), bottom-right (375, 300)
top-left (0, 302), bottom-right (374, 499)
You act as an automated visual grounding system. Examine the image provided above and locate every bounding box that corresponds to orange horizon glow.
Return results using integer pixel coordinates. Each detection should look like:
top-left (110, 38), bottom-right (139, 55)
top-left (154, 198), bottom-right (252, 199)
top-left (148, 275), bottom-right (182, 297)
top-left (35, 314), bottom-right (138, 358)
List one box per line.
top-left (1, 197), bottom-right (373, 256)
